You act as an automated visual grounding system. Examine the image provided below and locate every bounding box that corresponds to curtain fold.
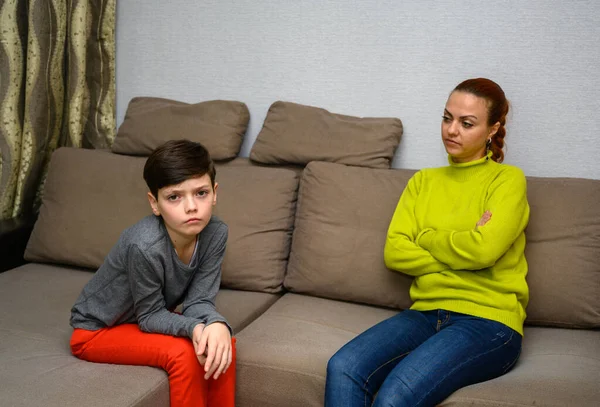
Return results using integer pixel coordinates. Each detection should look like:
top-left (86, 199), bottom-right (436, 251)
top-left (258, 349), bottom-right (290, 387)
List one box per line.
top-left (0, 0), bottom-right (116, 220)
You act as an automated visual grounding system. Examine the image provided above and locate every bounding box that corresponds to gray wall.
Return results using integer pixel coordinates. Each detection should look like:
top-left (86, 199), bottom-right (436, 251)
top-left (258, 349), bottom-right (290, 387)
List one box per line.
top-left (116, 0), bottom-right (600, 179)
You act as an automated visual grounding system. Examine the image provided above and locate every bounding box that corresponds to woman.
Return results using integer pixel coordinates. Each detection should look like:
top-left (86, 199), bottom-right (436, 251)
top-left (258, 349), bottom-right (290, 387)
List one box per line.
top-left (325, 78), bottom-right (529, 407)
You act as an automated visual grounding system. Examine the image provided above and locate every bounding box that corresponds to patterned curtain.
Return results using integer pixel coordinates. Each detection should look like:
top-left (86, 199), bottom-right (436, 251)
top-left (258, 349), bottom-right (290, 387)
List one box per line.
top-left (0, 0), bottom-right (116, 220)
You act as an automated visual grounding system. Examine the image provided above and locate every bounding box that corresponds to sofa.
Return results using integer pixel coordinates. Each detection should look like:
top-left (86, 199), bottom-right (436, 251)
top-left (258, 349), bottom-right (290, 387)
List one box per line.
top-left (1, 98), bottom-right (598, 407)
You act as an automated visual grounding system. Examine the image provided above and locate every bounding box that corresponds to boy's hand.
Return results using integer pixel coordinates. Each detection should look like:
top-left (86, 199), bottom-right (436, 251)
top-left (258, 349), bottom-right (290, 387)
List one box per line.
top-left (192, 323), bottom-right (206, 361)
top-left (476, 210), bottom-right (492, 227)
top-left (195, 322), bottom-right (232, 380)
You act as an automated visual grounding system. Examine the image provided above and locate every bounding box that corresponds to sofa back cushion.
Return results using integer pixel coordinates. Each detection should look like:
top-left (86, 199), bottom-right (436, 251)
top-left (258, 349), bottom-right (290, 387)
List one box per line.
top-left (524, 176), bottom-right (600, 328)
top-left (25, 148), bottom-right (151, 268)
top-left (214, 161), bottom-right (300, 292)
top-left (112, 97), bottom-right (249, 160)
top-left (285, 161), bottom-right (600, 328)
top-left (25, 149), bottom-right (298, 293)
top-left (250, 101), bottom-right (403, 169)
top-left (284, 161), bottom-right (416, 310)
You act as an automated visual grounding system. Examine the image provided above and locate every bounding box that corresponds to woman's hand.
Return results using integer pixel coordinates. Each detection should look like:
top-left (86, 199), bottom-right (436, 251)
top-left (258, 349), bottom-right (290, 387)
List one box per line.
top-left (194, 322), bottom-right (232, 380)
top-left (476, 210), bottom-right (492, 227)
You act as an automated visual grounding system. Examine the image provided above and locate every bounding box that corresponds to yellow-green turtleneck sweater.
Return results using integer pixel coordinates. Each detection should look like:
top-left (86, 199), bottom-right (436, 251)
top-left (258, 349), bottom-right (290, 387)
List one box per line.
top-left (384, 152), bottom-right (530, 335)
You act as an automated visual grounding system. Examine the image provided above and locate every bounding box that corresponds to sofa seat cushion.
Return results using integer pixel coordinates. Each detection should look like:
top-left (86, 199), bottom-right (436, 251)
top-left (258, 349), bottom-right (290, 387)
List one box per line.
top-left (0, 264), bottom-right (169, 407)
top-left (235, 293), bottom-right (399, 407)
top-left (215, 289), bottom-right (282, 334)
top-left (235, 293), bottom-right (600, 407)
top-left (442, 327), bottom-right (600, 406)
top-left (0, 263), bottom-right (280, 406)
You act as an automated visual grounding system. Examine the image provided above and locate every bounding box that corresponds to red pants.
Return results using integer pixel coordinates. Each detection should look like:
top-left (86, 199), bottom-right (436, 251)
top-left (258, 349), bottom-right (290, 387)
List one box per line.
top-left (71, 324), bottom-right (236, 407)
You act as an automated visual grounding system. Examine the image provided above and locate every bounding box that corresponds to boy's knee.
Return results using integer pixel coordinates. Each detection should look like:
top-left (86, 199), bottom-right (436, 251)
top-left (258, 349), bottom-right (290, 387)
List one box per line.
top-left (166, 337), bottom-right (196, 363)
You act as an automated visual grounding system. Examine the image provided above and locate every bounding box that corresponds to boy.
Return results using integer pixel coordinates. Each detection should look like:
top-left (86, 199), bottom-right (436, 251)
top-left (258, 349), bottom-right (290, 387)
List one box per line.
top-left (70, 139), bottom-right (235, 407)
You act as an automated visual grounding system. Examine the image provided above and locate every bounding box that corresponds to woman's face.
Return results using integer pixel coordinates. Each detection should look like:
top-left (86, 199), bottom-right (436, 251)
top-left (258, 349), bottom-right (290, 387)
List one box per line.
top-left (441, 91), bottom-right (499, 163)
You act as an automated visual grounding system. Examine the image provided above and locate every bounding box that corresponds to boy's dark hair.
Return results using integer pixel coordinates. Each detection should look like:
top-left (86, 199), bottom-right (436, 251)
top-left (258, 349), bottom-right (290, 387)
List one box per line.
top-left (143, 139), bottom-right (216, 198)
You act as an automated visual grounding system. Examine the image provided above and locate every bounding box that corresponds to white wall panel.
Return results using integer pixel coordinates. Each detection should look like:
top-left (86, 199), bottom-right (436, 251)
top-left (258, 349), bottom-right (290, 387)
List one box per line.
top-left (116, 0), bottom-right (600, 179)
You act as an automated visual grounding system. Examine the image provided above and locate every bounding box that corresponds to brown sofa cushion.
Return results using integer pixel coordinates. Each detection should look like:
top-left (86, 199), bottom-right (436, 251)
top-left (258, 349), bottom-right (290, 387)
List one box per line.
top-left (0, 264), bottom-right (284, 406)
top-left (112, 97), bottom-right (249, 160)
top-left (250, 101), bottom-right (403, 169)
top-left (25, 149), bottom-right (298, 293)
top-left (214, 162), bottom-right (300, 293)
top-left (446, 327), bottom-right (600, 405)
top-left (235, 293), bottom-right (399, 407)
top-left (524, 176), bottom-right (600, 328)
top-left (284, 161), bottom-right (416, 309)
top-left (286, 161), bottom-right (600, 328)
top-left (25, 148), bottom-right (151, 269)
top-left (215, 289), bottom-right (282, 334)
top-left (236, 293), bottom-right (600, 407)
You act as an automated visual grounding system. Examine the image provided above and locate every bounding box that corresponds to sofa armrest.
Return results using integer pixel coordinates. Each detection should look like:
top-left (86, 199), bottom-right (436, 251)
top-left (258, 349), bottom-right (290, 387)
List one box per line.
top-left (0, 215), bottom-right (36, 273)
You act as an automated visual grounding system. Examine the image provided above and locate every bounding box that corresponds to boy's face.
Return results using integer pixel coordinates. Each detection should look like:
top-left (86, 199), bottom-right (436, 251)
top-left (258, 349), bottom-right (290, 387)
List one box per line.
top-left (147, 174), bottom-right (217, 244)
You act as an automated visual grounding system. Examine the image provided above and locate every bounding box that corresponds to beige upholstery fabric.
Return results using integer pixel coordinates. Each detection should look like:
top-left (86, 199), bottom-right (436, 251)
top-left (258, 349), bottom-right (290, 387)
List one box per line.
top-left (112, 97), bottom-right (249, 160)
top-left (285, 161), bottom-right (416, 310)
top-left (442, 327), bottom-right (600, 406)
top-left (25, 148), bottom-right (152, 269)
top-left (235, 293), bottom-right (399, 407)
top-left (214, 164), bottom-right (300, 293)
top-left (0, 263), bottom-right (280, 407)
top-left (215, 289), bottom-right (282, 334)
top-left (524, 176), bottom-right (600, 328)
top-left (25, 150), bottom-right (299, 294)
top-left (0, 264), bottom-right (277, 337)
top-left (0, 264), bottom-right (170, 407)
top-left (250, 101), bottom-right (403, 169)
top-left (237, 294), bottom-right (600, 407)
top-left (286, 161), bottom-right (600, 328)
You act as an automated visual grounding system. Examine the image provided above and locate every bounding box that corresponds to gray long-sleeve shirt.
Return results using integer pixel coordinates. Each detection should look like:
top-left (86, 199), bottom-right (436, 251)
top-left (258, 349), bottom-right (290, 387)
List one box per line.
top-left (70, 215), bottom-right (230, 339)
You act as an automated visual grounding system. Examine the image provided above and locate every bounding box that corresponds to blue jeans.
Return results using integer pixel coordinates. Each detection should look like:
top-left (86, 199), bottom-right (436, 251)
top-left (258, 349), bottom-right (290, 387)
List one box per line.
top-left (325, 309), bottom-right (522, 407)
